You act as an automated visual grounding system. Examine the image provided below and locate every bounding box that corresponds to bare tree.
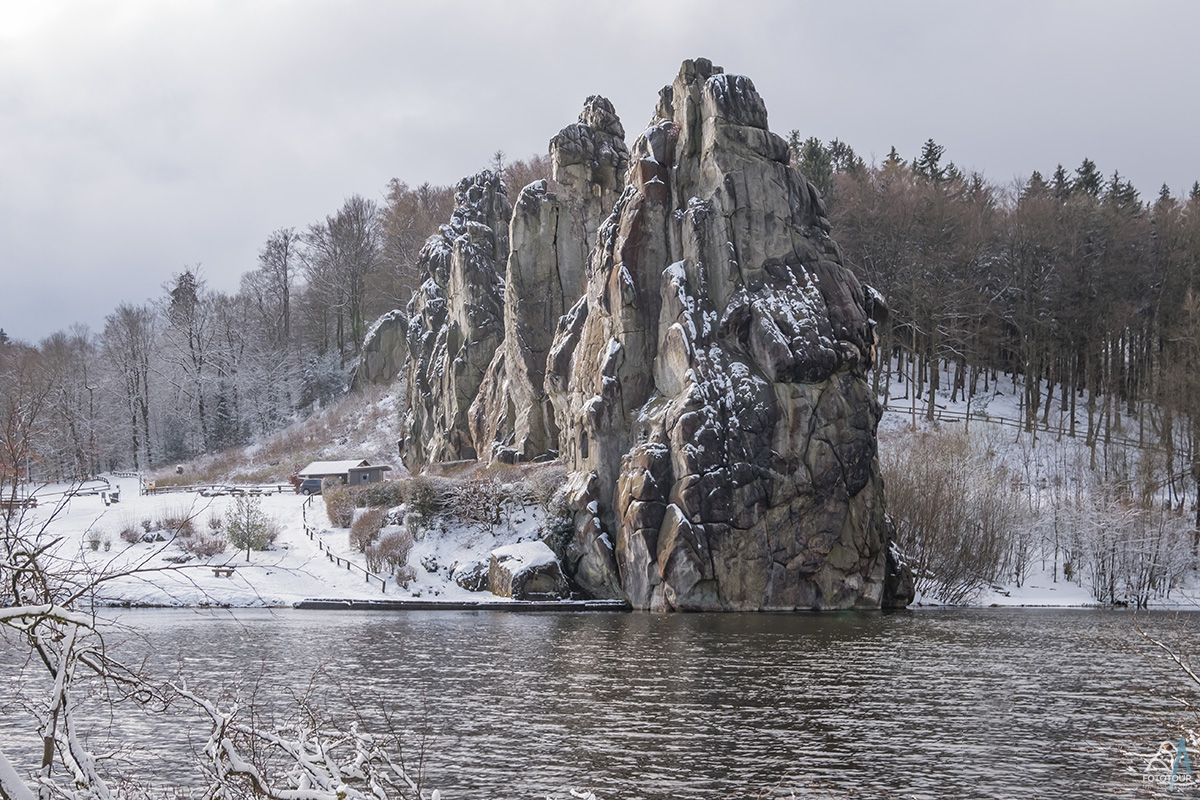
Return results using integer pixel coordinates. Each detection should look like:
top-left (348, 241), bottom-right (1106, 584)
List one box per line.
top-left (100, 304), bottom-right (156, 470)
top-left (304, 196), bottom-right (383, 365)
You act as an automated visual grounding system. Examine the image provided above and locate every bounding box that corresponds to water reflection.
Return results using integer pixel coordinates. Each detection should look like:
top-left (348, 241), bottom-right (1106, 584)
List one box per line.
top-left (0, 608), bottom-right (1192, 798)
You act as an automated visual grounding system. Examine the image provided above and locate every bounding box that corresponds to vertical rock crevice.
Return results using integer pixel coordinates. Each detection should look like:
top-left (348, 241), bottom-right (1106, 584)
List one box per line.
top-left (396, 59), bottom-right (908, 611)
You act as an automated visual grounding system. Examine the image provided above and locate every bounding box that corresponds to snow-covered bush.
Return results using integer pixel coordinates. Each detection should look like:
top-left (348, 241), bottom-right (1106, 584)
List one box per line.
top-left (406, 474), bottom-right (453, 520)
top-left (119, 521), bottom-right (142, 544)
top-left (365, 528), bottom-right (416, 577)
top-left (181, 529), bottom-right (229, 557)
top-left (450, 478), bottom-right (520, 535)
top-left (323, 482), bottom-right (356, 527)
top-left (350, 508), bottom-right (385, 552)
top-left (355, 479), bottom-right (406, 508)
top-left (527, 464), bottom-right (568, 509)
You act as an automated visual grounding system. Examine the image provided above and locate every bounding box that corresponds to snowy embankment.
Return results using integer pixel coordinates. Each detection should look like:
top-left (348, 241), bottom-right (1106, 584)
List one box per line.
top-left (878, 357), bottom-right (1200, 609)
top-left (25, 475), bottom-right (552, 609)
top-left (25, 356), bottom-right (1200, 611)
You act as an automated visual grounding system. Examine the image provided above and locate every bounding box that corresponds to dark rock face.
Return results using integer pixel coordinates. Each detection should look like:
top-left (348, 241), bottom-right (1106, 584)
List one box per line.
top-left (394, 59), bottom-right (906, 612)
top-left (400, 171), bottom-right (511, 468)
top-left (353, 309), bottom-right (409, 389)
top-left (544, 58), bottom-right (893, 610)
top-left (882, 527), bottom-right (916, 609)
top-left (470, 97), bottom-right (630, 463)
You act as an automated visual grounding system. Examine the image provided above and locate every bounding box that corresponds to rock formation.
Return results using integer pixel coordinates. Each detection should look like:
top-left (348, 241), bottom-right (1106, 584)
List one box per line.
top-left (469, 97), bottom-right (630, 463)
top-left (352, 309), bottom-right (408, 389)
top-left (400, 170), bottom-right (511, 467)
top-left (394, 59), bottom-right (909, 611)
top-left (544, 58), bottom-right (895, 610)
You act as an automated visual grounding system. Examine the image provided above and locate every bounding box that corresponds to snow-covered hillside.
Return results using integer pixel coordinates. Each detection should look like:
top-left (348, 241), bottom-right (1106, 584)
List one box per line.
top-left (876, 358), bottom-right (1200, 608)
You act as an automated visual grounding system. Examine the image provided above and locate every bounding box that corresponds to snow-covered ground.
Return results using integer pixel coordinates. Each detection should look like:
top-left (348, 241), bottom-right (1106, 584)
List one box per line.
top-left (877, 357), bottom-right (1200, 609)
top-left (18, 356), bottom-right (1198, 611)
top-left (22, 475), bottom-right (548, 608)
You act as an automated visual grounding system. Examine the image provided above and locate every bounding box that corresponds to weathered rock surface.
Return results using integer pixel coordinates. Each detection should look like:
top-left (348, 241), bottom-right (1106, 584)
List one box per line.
top-left (391, 59), bottom-right (910, 611)
top-left (489, 541), bottom-right (570, 600)
top-left (400, 171), bottom-right (511, 468)
top-left (352, 309), bottom-right (409, 389)
top-left (470, 97), bottom-right (630, 463)
top-left (544, 58), bottom-right (897, 610)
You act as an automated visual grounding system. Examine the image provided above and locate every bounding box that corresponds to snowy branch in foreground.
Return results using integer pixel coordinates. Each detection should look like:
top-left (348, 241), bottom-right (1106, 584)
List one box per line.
top-left (174, 682), bottom-right (432, 800)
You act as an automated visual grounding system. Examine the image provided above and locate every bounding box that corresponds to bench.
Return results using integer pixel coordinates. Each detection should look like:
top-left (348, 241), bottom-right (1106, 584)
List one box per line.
top-left (212, 566), bottom-right (236, 577)
top-left (0, 497), bottom-right (37, 509)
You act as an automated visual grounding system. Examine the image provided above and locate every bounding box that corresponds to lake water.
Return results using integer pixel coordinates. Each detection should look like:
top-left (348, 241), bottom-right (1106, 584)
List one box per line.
top-left (1, 607), bottom-right (1195, 799)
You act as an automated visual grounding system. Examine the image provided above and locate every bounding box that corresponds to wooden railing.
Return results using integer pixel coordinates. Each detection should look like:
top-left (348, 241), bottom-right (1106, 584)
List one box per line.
top-left (881, 404), bottom-right (1178, 456)
top-left (145, 483), bottom-right (294, 496)
top-left (301, 496), bottom-right (389, 593)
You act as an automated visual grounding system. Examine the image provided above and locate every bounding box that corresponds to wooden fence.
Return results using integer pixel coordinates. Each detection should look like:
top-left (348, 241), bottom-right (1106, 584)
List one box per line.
top-left (301, 495), bottom-right (389, 594)
top-left (145, 483), bottom-right (293, 496)
top-left (881, 404), bottom-right (1178, 456)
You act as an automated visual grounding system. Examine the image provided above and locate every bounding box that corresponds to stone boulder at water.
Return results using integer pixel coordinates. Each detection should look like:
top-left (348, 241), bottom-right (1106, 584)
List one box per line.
top-left (544, 58), bottom-right (897, 610)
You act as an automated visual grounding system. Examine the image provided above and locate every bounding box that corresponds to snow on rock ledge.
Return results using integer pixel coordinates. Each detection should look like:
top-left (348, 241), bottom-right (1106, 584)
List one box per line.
top-left (543, 58), bottom-right (907, 611)
top-left (488, 541), bottom-right (570, 600)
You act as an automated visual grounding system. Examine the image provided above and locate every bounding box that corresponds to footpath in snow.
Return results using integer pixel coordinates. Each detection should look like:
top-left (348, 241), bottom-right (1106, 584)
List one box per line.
top-left (23, 475), bottom-right (609, 610)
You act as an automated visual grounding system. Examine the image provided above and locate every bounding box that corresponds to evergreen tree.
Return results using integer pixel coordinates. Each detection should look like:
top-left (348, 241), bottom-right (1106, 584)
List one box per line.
top-left (1024, 171), bottom-right (1049, 199)
top-left (1105, 170), bottom-right (1140, 210)
top-left (1073, 158), bottom-right (1103, 197)
top-left (796, 136), bottom-right (833, 198)
top-left (914, 138), bottom-right (948, 182)
top-left (882, 145), bottom-right (905, 172)
top-left (828, 138), bottom-right (866, 175)
top-left (1052, 164), bottom-right (1071, 199)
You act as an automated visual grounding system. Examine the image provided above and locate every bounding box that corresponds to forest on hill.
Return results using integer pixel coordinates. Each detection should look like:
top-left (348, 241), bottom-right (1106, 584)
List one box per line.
top-left (3, 134), bottom-right (1200, 506)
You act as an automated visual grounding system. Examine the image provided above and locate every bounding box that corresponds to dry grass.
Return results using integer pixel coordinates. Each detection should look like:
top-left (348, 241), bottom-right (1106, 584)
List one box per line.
top-left (149, 384), bottom-right (405, 486)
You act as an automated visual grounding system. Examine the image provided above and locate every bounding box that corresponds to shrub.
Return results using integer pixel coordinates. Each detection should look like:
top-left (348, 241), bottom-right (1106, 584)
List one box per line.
top-left (356, 480), bottom-right (406, 509)
top-left (182, 530), bottom-right (228, 557)
top-left (159, 504), bottom-right (197, 537)
top-left (226, 495), bottom-right (277, 559)
top-left (174, 517), bottom-right (197, 541)
top-left (87, 530), bottom-right (103, 551)
top-left (349, 509), bottom-right (385, 553)
top-left (451, 478), bottom-right (519, 534)
top-left (882, 429), bottom-right (1018, 604)
top-left (323, 483), bottom-right (355, 528)
top-left (542, 487), bottom-right (574, 552)
top-left (405, 475), bottom-right (452, 520)
top-left (365, 529), bottom-right (415, 574)
top-left (119, 524), bottom-right (142, 545)
top-left (207, 512), bottom-right (223, 531)
top-left (527, 465), bottom-right (568, 510)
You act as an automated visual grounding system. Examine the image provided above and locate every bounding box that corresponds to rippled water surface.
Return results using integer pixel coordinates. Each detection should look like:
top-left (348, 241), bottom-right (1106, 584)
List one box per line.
top-left (2, 607), bottom-right (1195, 798)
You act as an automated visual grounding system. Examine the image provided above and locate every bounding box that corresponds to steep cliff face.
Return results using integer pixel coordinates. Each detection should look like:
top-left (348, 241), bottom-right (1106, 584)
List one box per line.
top-left (469, 97), bottom-right (630, 463)
top-left (352, 309), bottom-right (408, 390)
top-left (544, 58), bottom-right (892, 610)
top-left (400, 171), bottom-right (511, 468)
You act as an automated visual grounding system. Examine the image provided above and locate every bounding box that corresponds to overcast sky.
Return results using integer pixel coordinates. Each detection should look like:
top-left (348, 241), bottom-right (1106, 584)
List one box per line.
top-left (4, 0), bottom-right (1198, 343)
